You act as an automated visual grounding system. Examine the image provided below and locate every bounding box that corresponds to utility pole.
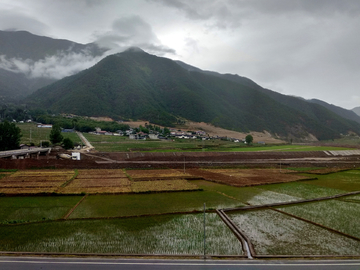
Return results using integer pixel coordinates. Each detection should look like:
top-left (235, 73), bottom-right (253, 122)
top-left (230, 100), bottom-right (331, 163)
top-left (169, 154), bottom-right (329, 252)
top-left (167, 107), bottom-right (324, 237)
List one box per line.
top-left (203, 203), bottom-right (206, 259)
top-left (183, 157), bottom-right (186, 174)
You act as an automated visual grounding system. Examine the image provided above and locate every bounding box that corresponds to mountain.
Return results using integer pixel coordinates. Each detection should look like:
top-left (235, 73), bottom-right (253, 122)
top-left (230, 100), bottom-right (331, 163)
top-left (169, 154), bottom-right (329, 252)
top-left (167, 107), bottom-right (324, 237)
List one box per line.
top-left (308, 99), bottom-right (360, 124)
top-left (353, 106), bottom-right (360, 117)
top-left (0, 30), bottom-right (106, 103)
top-left (27, 48), bottom-right (360, 140)
top-left (176, 61), bottom-right (360, 125)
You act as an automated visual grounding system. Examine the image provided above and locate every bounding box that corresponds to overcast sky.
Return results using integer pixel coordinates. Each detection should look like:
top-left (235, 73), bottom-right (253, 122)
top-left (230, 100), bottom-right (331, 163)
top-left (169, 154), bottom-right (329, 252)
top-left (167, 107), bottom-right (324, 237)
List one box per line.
top-left (1, 0), bottom-right (360, 109)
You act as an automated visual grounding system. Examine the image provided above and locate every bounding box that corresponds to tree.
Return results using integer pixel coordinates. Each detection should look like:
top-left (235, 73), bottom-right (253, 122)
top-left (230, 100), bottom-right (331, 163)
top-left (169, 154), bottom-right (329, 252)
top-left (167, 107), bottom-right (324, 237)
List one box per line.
top-left (0, 121), bottom-right (22, 151)
top-left (49, 125), bottom-right (63, 144)
top-left (245, 134), bottom-right (253, 145)
top-left (41, 141), bottom-right (50, 147)
top-left (62, 138), bottom-right (74, 150)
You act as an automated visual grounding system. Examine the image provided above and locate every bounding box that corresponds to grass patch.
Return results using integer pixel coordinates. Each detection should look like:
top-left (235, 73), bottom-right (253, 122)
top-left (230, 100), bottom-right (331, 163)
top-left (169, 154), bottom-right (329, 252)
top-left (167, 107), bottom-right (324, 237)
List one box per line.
top-left (228, 209), bottom-right (360, 255)
top-left (0, 196), bottom-right (81, 224)
top-left (0, 213), bottom-right (243, 255)
top-left (0, 169), bottom-right (18, 172)
top-left (18, 123), bottom-right (82, 146)
top-left (60, 169), bottom-right (78, 188)
top-left (69, 191), bottom-right (244, 219)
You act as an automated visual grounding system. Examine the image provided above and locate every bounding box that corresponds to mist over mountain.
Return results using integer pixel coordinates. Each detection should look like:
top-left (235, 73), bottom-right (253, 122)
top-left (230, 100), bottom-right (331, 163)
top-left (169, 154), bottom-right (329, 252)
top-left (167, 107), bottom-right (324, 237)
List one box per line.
top-left (353, 107), bottom-right (360, 117)
top-left (0, 30), bottom-right (106, 102)
top-left (27, 48), bottom-right (360, 140)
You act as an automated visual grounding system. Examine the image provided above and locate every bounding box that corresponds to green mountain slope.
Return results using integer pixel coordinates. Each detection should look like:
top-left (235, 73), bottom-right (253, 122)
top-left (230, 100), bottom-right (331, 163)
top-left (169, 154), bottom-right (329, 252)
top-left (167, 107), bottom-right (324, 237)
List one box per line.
top-left (27, 48), bottom-right (360, 140)
top-left (176, 61), bottom-right (360, 125)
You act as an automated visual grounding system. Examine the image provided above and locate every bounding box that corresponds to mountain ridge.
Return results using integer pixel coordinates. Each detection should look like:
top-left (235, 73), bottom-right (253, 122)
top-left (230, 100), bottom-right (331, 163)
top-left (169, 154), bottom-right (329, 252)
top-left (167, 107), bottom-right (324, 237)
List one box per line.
top-left (175, 61), bottom-right (360, 125)
top-left (27, 48), bottom-right (360, 140)
top-left (352, 106), bottom-right (360, 117)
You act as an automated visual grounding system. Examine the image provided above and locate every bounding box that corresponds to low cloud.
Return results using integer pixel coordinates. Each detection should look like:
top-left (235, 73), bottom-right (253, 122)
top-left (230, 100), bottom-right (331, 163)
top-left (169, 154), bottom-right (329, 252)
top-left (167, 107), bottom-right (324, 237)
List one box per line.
top-left (0, 49), bottom-right (103, 80)
top-left (94, 15), bottom-right (176, 56)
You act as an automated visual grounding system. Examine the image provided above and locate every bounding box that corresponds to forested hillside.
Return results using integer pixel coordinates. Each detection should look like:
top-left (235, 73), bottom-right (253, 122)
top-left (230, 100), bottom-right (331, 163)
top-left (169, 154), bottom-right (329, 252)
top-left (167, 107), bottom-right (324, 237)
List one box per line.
top-left (27, 48), bottom-right (360, 140)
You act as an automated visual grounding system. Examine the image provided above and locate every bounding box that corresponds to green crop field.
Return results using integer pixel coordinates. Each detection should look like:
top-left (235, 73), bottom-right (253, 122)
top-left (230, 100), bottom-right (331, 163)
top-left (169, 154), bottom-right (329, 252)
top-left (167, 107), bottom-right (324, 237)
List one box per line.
top-left (0, 196), bottom-right (82, 224)
top-left (228, 209), bottom-right (360, 255)
top-left (259, 181), bottom-right (346, 200)
top-left (0, 213), bottom-right (243, 255)
top-left (301, 170), bottom-right (360, 191)
top-left (69, 191), bottom-right (245, 219)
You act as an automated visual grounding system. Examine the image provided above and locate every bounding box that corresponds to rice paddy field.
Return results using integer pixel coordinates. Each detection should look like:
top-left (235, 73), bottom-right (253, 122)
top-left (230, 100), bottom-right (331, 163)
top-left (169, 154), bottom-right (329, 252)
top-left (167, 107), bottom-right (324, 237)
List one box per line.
top-left (277, 199), bottom-right (360, 238)
top-left (0, 213), bottom-right (243, 255)
top-left (228, 209), bottom-right (360, 256)
top-left (0, 167), bottom-right (359, 256)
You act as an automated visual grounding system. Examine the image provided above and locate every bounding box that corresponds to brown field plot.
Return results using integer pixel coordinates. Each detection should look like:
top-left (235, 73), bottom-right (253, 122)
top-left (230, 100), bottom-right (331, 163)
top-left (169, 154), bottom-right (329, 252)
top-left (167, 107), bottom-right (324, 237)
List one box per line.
top-left (187, 168), bottom-right (310, 187)
top-left (126, 169), bottom-right (194, 181)
top-left (62, 169), bottom-right (131, 194)
top-left (126, 169), bottom-right (200, 192)
top-left (131, 179), bottom-right (200, 193)
top-left (0, 168), bottom-right (312, 194)
top-left (0, 170), bottom-right (75, 194)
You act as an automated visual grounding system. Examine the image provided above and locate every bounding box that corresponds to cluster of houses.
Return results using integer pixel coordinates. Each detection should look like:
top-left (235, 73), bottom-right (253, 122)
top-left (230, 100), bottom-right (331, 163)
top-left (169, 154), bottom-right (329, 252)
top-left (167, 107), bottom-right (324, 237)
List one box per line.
top-left (88, 127), bottom-right (247, 143)
top-left (35, 123), bottom-right (250, 143)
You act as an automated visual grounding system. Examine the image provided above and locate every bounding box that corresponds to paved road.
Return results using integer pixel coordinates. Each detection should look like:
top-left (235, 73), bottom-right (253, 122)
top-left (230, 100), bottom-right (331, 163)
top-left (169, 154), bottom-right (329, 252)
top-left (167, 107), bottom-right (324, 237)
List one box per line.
top-left (1, 257), bottom-right (360, 270)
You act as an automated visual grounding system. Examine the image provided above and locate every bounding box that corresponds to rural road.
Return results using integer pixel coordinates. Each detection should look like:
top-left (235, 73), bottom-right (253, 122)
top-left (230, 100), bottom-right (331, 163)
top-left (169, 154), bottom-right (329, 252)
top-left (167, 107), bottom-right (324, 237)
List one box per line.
top-left (0, 257), bottom-right (359, 270)
top-left (76, 132), bottom-right (94, 151)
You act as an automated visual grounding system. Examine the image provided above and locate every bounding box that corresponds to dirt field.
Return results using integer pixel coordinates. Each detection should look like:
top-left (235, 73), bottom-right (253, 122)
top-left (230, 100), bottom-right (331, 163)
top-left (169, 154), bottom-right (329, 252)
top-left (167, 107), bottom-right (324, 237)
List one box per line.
top-left (186, 168), bottom-right (312, 187)
top-left (62, 169), bottom-right (131, 194)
